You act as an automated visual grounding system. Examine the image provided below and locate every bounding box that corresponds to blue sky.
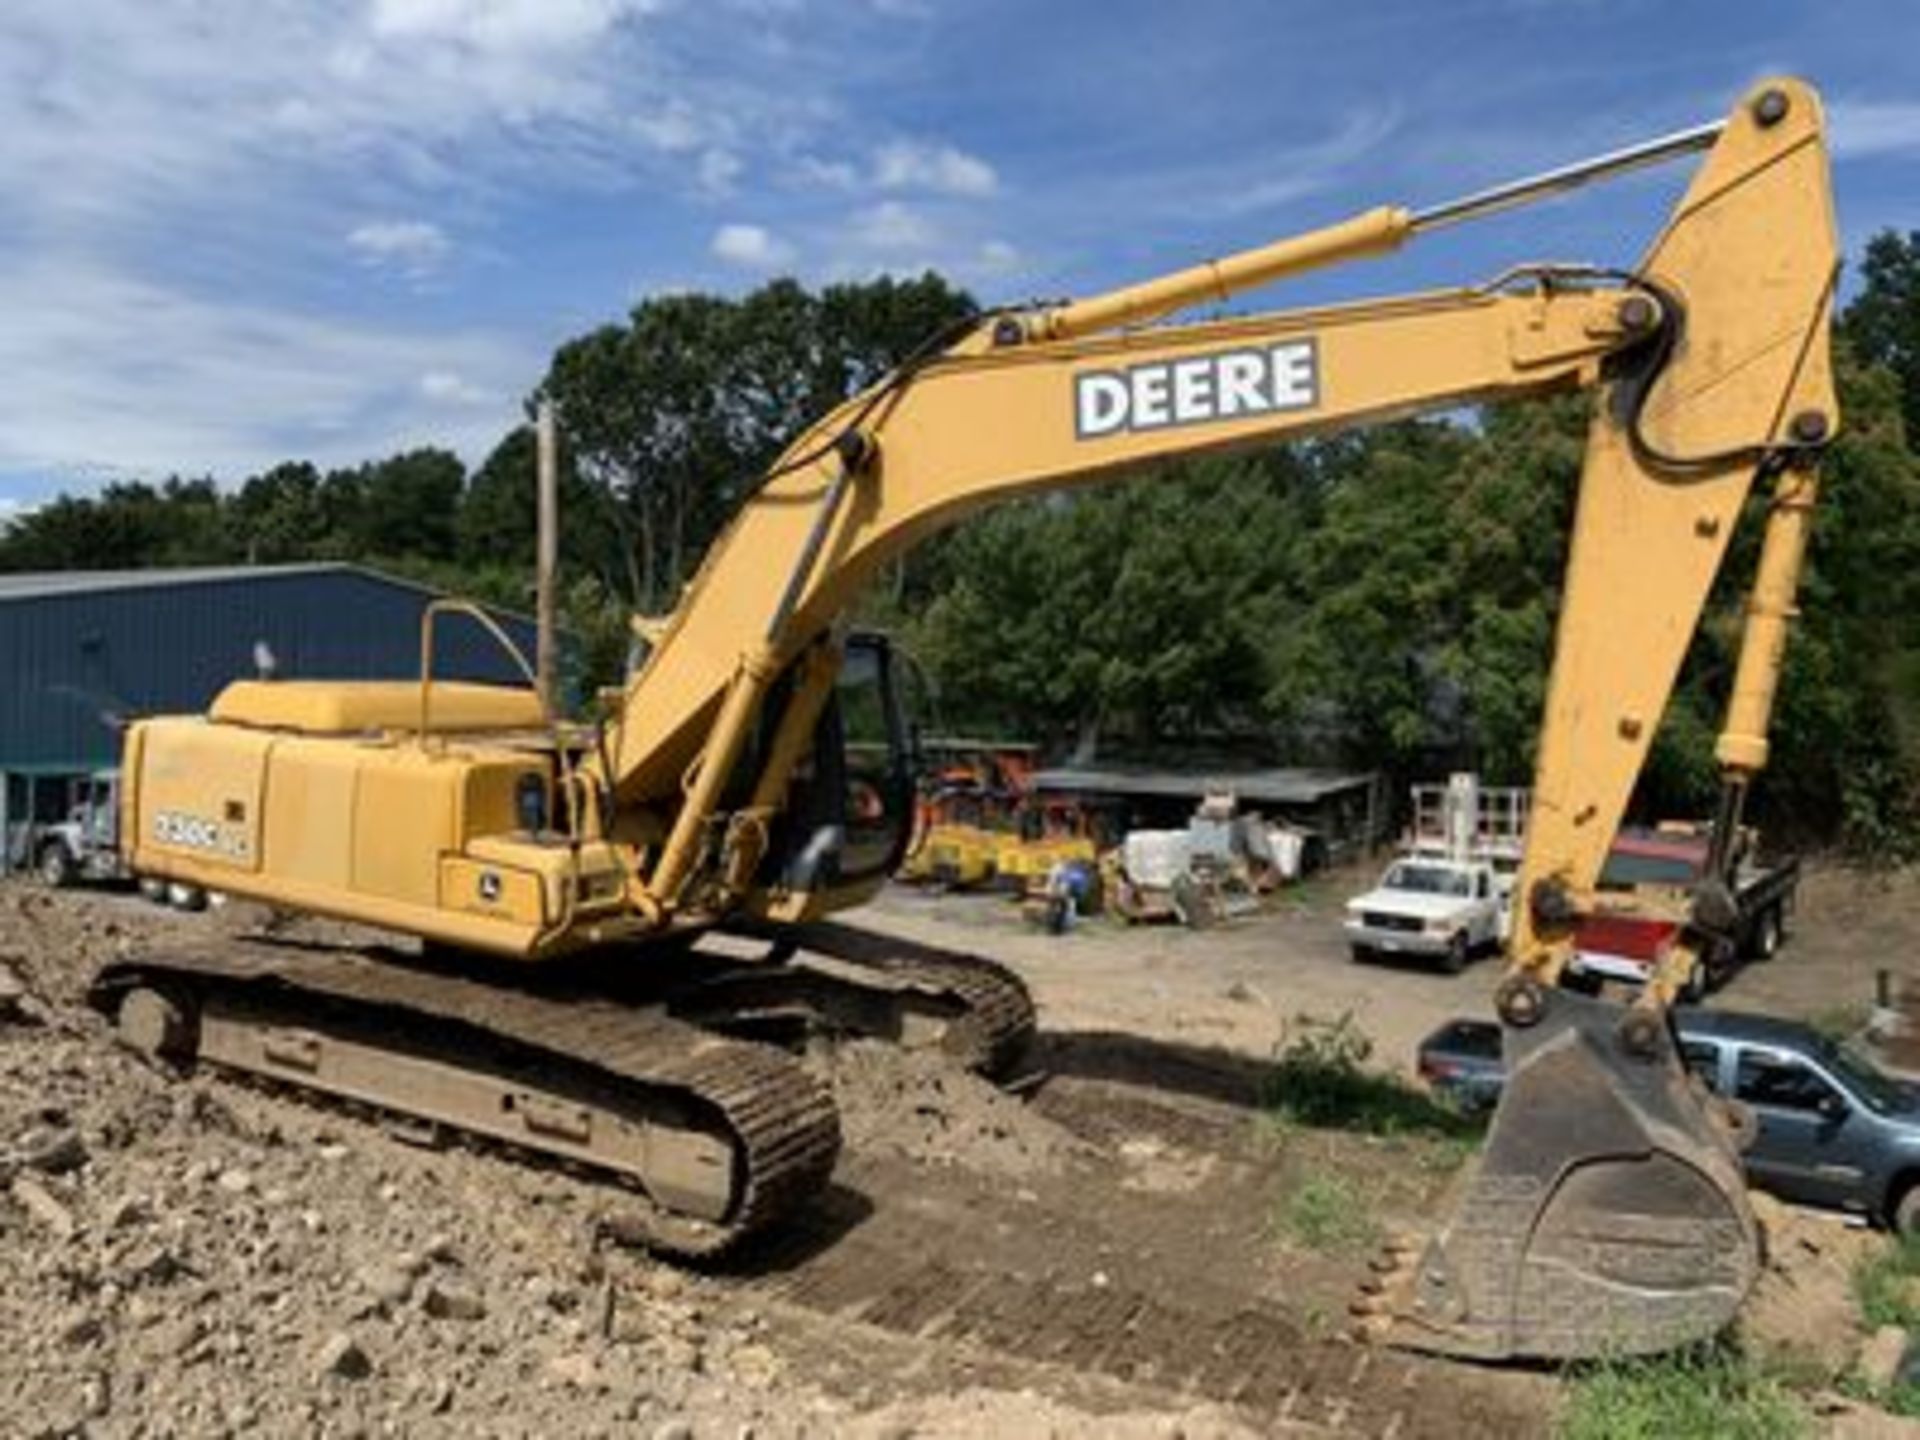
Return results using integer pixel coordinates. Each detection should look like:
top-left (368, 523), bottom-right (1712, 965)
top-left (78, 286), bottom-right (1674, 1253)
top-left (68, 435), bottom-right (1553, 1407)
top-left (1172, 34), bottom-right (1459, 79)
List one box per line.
top-left (1, 0), bottom-right (1916, 514)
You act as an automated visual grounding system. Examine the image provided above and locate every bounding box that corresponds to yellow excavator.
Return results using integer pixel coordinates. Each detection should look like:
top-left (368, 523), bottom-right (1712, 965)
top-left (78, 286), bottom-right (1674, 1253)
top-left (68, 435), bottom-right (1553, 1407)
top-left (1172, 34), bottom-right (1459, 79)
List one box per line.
top-left (98, 77), bottom-right (1837, 1362)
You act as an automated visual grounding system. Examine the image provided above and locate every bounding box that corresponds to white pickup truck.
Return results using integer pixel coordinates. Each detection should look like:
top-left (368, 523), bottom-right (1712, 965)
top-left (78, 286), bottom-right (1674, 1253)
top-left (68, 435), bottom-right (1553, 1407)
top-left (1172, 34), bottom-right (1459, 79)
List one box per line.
top-left (1344, 856), bottom-right (1507, 974)
top-left (8, 771), bottom-right (127, 889)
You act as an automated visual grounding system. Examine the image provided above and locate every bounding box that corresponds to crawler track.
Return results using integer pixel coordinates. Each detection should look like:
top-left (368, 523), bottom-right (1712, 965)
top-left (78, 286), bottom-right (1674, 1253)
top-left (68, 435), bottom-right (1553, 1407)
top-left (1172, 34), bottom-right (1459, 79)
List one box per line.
top-left (771, 920), bottom-right (1038, 1077)
top-left (90, 943), bottom-right (841, 1257)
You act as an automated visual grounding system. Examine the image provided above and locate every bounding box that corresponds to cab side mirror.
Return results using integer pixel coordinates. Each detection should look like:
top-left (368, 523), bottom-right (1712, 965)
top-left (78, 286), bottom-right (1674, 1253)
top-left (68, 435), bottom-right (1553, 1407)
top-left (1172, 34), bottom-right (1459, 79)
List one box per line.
top-left (1818, 1092), bottom-right (1849, 1123)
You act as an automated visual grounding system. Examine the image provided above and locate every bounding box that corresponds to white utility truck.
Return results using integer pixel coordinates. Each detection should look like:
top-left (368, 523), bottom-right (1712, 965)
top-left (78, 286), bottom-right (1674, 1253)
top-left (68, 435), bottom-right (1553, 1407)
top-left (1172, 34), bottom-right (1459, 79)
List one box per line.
top-left (1343, 773), bottom-right (1521, 974)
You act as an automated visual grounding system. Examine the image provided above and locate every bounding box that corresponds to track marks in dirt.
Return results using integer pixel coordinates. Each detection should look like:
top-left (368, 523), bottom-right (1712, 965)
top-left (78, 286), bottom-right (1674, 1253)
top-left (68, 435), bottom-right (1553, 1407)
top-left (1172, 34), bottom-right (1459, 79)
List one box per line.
top-left (736, 1076), bottom-right (1550, 1439)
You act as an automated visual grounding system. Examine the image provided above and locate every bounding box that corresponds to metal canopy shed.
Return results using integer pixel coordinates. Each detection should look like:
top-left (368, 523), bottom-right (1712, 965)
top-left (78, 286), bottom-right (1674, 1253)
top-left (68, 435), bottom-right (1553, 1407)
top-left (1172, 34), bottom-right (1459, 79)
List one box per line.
top-left (1028, 763), bottom-right (1386, 862)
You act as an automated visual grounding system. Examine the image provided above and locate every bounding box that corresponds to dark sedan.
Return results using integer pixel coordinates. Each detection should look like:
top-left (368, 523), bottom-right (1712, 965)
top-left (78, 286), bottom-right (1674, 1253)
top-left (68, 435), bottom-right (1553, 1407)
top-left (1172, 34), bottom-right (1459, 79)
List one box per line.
top-left (1417, 1007), bottom-right (1920, 1232)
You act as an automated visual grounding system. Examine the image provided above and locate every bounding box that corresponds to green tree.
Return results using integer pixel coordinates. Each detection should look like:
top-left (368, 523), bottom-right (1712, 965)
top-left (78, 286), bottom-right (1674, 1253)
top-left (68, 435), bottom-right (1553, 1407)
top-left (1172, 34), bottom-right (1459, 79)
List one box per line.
top-left (1261, 421), bottom-right (1478, 773)
top-left (231, 461), bottom-right (329, 562)
top-left (331, 448), bottom-right (465, 563)
top-left (912, 453), bottom-right (1304, 755)
top-left (0, 478), bottom-right (230, 571)
top-left (1845, 230), bottom-right (1920, 441)
top-left (456, 425), bottom-right (605, 583)
top-left (541, 273), bottom-right (975, 611)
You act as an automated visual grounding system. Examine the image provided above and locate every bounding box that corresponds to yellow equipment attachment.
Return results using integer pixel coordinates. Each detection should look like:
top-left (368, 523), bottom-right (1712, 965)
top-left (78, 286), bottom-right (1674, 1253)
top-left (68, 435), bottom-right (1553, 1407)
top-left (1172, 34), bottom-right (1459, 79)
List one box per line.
top-left (995, 834), bottom-right (1098, 890)
top-left (909, 823), bottom-right (1000, 889)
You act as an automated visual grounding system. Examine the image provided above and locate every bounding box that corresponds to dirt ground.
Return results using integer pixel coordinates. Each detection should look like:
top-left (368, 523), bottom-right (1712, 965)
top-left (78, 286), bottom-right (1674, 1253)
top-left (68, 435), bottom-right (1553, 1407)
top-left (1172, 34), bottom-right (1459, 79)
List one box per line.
top-left (856, 859), bottom-right (1920, 1077)
top-left (2, 861), bottom-right (1917, 1437)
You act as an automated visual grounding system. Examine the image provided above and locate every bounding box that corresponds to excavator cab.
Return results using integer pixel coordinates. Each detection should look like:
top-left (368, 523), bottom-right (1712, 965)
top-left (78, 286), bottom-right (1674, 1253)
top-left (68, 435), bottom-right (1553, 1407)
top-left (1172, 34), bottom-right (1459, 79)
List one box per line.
top-left (759, 632), bottom-right (917, 896)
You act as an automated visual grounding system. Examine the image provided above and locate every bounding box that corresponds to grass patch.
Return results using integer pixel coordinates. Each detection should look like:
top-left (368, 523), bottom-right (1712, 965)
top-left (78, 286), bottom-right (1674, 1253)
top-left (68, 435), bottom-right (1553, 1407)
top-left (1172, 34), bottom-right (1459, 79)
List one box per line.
top-left (1850, 1232), bottom-right (1920, 1414)
top-left (1259, 1012), bottom-right (1482, 1141)
top-left (1276, 1173), bottom-right (1379, 1255)
top-left (1855, 1230), bottom-right (1920, 1330)
top-left (1806, 1002), bottom-right (1871, 1043)
top-left (1559, 1344), bottom-right (1810, 1440)
top-left (1260, 1015), bottom-right (1479, 1257)
top-left (1279, 873), bottom-right (1340, 909)
top-left (1837, 1371), bottom-right (1920, 1421)
top-left (1413, 1132), bottom-right (1482, 1176)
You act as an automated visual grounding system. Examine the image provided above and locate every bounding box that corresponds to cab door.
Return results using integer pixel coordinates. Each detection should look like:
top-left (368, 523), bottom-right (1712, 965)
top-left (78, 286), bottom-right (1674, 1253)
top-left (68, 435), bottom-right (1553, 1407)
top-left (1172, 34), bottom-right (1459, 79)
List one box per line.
top-left (1471, 870), bottom-right (1497, 947)
top-left (760, 632), bottom-right (914, 895)
top-left (1732, 1046), bottom-right (1872, 1210)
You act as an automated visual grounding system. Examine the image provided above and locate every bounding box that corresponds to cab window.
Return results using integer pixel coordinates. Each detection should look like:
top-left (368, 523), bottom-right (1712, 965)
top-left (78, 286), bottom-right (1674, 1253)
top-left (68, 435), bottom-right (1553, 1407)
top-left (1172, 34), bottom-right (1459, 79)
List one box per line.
top-left (1680, 1040), bottom-right (1721, 1092)
top-left (1598, 848), bottom-right (1702, 890)
top-left (1735, 1051), bottom-right (1840, 1114)
top-left (834, 641), bottom-right (910, 879)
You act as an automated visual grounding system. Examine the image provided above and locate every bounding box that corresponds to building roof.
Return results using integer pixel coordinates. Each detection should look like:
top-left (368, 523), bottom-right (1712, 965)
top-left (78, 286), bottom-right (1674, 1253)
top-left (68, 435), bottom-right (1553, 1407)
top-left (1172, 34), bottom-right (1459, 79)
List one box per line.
top-left (0, 564), bottom-right (536, 627)
top-left (1029, 764), bottom-right (1375, 805)
top-left (0, 563), bottom-right (398, 603)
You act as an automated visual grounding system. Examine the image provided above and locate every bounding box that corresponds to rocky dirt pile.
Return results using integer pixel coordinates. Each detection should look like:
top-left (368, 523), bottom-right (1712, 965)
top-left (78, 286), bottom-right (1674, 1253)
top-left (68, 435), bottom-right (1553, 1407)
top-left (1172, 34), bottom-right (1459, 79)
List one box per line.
top-left (0, 983), bottom-right (817, 1437)
top-left (0, 886), bottom-right (1276, 1438)
top-left (818, 1039), bottom-right (1092, 1178)
top-left (1741, 1193), bottom-right (1885, 1376)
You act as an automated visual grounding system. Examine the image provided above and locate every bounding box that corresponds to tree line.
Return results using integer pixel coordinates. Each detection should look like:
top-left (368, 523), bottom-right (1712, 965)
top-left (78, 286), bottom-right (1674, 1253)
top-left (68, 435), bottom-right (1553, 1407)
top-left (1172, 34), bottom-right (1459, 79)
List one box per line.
top-left (4, 244), bottom-right (1919, 853)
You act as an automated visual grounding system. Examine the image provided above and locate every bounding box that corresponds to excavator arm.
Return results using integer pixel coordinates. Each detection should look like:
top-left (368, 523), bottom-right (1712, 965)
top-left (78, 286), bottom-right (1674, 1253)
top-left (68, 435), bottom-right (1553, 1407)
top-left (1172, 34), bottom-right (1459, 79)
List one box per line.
top-left (1368, 81), bottom-right (1838, 1360)
top-left (613, 277), bottom-right (1650, 901)
top-left (591, 78), bottom-right (1837, 1361)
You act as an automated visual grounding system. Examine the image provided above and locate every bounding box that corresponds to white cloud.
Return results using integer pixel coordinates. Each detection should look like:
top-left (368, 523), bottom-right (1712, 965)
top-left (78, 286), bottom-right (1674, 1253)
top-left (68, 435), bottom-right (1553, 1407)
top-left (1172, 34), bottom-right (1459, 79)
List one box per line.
top-left (1829, 101), bottom-right (1920, 161)
top-left (793, 155), bottom-right (860, 191)
top-left (698, 148), bottom-right (743, 196)
top-left (632, 103), bottom-right (707, 155)
top-left (419, 370), bottom-right (495, 406)
top-left (0, 5), bottom-right (671, 254)
top-left (1204, 106), bottom-right (1399, 219)
top-left (367, 0), bottom-right (660, 53)
top-left (348, 220), bottom-right (452, 275)
top-left (849, 201), bottom-right (938, 253)
top-left (976, 239), bottom-right (1020, 273)
top-left (0, 2), bottom-right (814, 483)
top-left (711, 223), bottom-right (796, 269)
top-left (0, 256), bottom-right (524, 478)
top-left (816, 205), bottom-right (1031, 286)
top-left (873, 140), bottom-right (997, 197)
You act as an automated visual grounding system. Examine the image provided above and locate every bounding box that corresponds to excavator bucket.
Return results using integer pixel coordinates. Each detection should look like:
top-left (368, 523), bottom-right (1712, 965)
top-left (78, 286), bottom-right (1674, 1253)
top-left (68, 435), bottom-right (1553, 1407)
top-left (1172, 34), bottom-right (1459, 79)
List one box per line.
top-left (1358, 989), bottom-right (1759, 1361)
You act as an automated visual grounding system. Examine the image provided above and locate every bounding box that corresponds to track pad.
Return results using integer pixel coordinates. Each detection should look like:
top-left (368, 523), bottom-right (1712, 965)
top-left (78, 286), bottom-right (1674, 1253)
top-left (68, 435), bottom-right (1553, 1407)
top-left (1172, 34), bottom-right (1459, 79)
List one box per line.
top-left (1366, 989), bottom-right (1758, 1361)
